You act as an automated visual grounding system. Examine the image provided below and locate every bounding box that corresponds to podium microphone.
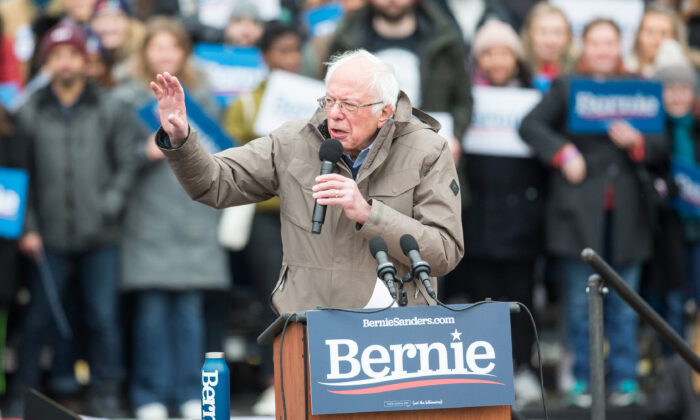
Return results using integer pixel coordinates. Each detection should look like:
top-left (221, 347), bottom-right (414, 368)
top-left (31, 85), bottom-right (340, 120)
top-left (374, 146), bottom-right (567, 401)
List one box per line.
top-left (312, 138), bottom-right (344, 234)
top-left (369, 236), bottom-right (398, 300)
top-left (399, 234), bottom-right (436, 299)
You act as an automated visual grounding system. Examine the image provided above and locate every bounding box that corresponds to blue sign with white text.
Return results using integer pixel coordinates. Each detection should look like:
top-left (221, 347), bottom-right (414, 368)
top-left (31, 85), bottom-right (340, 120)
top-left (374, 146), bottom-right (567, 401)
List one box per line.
top-left (0, 167), bottom-right (28, 239)
top-left (568, 78), bottom-right (664, 134)
top-left (303, 3), bottom-right (344, 38)
top-left (137, 96), bottom-right (237, 153)
top-left (193, 43), bottom-right (267, 108)
top-left (671, 159), bottom-right (700, 218)
top-left (306, 303), bottom-right (515, 415)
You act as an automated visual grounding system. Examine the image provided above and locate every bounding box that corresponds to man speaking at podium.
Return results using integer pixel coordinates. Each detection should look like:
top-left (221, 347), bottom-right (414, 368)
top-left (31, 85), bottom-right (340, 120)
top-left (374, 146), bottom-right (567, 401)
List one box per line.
top-left (151, 49), bottom-right (463, 313)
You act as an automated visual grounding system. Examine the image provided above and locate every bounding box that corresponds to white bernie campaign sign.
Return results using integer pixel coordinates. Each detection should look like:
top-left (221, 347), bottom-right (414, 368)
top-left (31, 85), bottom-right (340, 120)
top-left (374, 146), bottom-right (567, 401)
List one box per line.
top-left (254, 70), bottom-right (326, 136)
top-left (199, 0), bottom-right (281, 29)
top-left (462, 86), bottom-right (541, 158)
top-left (551, 0), bottom-right (644, 54)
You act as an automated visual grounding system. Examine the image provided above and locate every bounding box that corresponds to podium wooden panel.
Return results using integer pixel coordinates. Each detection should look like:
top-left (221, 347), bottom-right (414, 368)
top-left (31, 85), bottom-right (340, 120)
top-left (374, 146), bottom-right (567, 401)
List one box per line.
top-left (272, 322), bottom-right (510, 419)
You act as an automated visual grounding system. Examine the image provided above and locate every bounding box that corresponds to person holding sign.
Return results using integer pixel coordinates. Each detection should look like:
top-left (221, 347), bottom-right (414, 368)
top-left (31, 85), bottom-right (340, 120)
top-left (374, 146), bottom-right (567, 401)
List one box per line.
top-left (112, 17), bottom-right (229, 420)
top-left (150, 49), bottom-right (463, 313)
top-left (519, 18), bottom-right (669, 407)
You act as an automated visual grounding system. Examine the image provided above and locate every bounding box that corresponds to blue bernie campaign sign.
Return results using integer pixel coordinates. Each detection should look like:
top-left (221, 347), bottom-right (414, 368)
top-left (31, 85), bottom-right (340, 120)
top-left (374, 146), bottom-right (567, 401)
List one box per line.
top-left (0, 82), bottom-right (20, 109)
top-left (306, 303), bottom-right (514, 415)
top-left (137, 95), bottom-right (236, 154)
top-left (193, 43), bottom-right (267, 108)
top-left (568, 78), bottom-right (664, 134)
top-left (303, 2), bottom-right (344, 38)
top-left (0, 167), bottom-right (29, 239)
top-left (671, 159), bottom-right (700, 218)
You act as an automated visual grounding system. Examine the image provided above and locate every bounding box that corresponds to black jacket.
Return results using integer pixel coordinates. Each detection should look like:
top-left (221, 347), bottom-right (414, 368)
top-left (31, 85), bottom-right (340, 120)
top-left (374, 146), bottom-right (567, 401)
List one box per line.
top-left (0, 107), bottom-right (20, 302)
top-left (518, 76), bottom-right (669, 263)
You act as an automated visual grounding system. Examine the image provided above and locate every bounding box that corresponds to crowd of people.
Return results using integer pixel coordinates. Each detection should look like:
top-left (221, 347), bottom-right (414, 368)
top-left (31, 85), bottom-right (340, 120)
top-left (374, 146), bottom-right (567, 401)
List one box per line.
top-left (1, 0), bottom-right (700, 419)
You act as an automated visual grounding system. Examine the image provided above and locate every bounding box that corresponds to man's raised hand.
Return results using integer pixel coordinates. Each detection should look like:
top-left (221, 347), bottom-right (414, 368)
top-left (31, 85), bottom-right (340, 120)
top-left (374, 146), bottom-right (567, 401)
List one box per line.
top-left (150, 72), bottom-right (188, 147)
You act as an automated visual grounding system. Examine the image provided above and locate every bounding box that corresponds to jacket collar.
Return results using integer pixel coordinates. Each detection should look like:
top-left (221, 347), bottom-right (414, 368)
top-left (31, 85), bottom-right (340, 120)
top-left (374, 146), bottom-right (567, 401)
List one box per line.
top-left (37, 80), bottom-right (99, 110)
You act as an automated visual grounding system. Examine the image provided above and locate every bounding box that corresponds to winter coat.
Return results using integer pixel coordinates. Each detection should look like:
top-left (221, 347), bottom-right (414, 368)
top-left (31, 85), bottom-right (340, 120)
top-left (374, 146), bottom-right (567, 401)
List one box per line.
top-left (0, 109), bottom-right (19, 302)
top-left (16, 82), bottom-right (141, 252)
top-left (157, 92), bottom-right (464, 314)
top-left (112, 79), bottom-right (230, 291)
top-left (327, 1), bottom-right (473, 140)
top-left (518, 76), bottom-right (669, 263)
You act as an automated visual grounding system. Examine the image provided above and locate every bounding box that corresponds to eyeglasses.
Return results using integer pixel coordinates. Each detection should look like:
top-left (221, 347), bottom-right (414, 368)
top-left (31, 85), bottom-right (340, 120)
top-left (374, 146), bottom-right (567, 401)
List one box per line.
top-left (317, 96), bottom-right (383, 114)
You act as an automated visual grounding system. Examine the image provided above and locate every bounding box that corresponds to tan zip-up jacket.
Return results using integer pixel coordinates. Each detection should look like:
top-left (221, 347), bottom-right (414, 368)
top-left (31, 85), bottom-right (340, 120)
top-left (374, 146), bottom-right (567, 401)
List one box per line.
top-left (158, 92), bottom-right (464, 314)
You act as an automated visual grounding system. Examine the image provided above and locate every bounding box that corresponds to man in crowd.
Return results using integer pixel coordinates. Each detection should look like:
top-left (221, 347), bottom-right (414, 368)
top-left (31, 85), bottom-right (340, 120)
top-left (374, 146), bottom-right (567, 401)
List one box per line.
top-left (7, 22), bottom-right (140, 417)
top-left (328, 0), bottom-right (472, 162)
top-left (151, 49), bottom-right (463, 313)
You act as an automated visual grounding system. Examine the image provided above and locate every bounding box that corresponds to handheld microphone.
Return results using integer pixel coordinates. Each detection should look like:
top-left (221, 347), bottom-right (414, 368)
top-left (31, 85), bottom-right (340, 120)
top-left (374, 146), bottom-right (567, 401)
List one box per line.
top-left (399, 234), bottom-right (436, 299)
top-left (312, 138), bottom-right (343, 234)
top-left (369, 236), bottom-right (398, 300)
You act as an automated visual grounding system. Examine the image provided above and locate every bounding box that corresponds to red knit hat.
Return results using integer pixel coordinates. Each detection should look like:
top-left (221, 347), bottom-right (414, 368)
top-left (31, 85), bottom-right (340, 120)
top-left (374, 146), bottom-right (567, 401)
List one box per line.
top-left (40, 21), bottom-right (88, 61)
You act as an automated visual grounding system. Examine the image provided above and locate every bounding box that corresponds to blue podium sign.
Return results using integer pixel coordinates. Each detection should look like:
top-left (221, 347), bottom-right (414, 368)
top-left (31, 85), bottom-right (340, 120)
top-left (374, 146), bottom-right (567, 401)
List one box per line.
top-left (568, 78), bottom-right (664, 134)
top-left (137, 95), bottom-right (237, 153)
top-left (0, 167), bottom-right (29, 239)
top-left (306, 303), bottom-right (515, 415)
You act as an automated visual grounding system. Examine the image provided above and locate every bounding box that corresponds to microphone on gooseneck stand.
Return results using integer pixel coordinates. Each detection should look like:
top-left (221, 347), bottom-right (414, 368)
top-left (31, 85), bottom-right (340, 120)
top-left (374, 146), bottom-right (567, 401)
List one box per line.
top-left (369, 236), bottom-right (398, 300)
top-left (312, 138), bottom-right (344, 234)
top-left (399, 234), bottom-right (437, 299)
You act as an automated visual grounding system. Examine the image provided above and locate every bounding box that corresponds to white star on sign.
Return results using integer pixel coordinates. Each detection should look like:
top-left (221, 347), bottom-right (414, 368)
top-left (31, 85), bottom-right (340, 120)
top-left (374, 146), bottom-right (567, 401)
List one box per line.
top-left (450, 329), bottom-right (462, 341)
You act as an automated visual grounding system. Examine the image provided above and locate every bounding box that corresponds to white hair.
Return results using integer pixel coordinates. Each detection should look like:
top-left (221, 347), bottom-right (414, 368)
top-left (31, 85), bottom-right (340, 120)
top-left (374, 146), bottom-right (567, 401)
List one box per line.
top-left (324, 49), bottom-right (400, 115)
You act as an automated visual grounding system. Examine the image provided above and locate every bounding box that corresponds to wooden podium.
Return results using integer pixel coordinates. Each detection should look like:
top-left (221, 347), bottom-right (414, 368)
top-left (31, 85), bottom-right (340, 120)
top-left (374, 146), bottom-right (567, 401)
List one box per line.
top-left (259, 313), bottom-right (511, 420)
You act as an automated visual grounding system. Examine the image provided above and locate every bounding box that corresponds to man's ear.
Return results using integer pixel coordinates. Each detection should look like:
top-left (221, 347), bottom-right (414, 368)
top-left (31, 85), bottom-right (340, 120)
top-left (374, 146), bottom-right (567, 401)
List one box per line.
top-left (377, 105), bottom-right (395, 128)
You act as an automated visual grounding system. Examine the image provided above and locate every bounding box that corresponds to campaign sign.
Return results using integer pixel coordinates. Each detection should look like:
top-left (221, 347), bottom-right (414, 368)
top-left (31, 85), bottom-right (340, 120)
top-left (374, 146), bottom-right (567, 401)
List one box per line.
top-left (137, 95), bottom-right (236, 153)
top-left (0, 167), bottom-right (29, 239)
top-left (193, 43), bottom-right (267, 108)
top-left (463, 86), bottom-right (541, 158)
top-left (568, 78), bottom-right (664, 134)
top-left (198, 0), bottom-right (281, 29)
top-left (254, 70), bottom-right (326, 136)
top-left (671, 159), bottom-right (700, 218)
top-left (303, 2), bottom-right (344, 38)
top-left (306, 303), bottom-right (514, 415)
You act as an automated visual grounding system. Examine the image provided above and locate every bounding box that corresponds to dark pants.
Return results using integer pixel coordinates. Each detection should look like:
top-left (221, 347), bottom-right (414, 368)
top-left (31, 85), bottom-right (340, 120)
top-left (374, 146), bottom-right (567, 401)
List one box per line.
top-left (458, 258), bottom-right (536, 370)
top-left (13, 245), bottom-right (123, 394)
top-left (130, 290), bottom-right (203, 408)
top-left (245, 212), bottom-right (283, 381)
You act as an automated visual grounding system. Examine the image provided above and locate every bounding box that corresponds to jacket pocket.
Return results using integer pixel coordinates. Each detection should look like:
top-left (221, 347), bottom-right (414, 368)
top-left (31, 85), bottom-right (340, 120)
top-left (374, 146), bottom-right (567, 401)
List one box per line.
top-left (281, 158), bottom-right (316, 230)
top-left (368, 170), bottom-right (421, 215)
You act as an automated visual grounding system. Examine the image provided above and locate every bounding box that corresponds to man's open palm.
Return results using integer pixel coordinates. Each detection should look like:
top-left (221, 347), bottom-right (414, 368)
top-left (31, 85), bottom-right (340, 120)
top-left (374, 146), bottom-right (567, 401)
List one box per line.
top-left (150, 72), bottom-right (188, 147)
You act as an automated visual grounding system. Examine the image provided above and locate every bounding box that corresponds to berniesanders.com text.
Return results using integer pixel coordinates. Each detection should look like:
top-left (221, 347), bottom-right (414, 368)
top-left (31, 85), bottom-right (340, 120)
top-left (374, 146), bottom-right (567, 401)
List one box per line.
top-left (362, 316), bottom-right (455, 328)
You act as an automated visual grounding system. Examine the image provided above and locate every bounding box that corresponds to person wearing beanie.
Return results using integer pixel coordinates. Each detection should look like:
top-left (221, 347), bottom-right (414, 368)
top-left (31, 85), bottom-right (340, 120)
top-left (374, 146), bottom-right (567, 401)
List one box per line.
top-left (471, 18), bottom-right (532, 87)
top-left (223, 1), bottom-right (264, 46)
top-left (5, 20), bottom-right (142, 418)
top-left (90, 0), bottom-right (145, 82)
top-left (646, 38), bottom-right (700, 348)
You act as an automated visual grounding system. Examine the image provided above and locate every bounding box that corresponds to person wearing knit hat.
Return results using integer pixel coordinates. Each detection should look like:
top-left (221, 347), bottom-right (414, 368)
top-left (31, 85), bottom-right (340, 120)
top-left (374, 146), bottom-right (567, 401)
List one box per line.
top-left (654, 38), bottom-right (697, 89)
top-left (40, 21), bottom-right (88, 62)
top-left (224, 1), bottom-right (264, 46)
top-left (90, 0), bottom-right (145, 82)
top-left (471, 19), bottom-right (532, 87)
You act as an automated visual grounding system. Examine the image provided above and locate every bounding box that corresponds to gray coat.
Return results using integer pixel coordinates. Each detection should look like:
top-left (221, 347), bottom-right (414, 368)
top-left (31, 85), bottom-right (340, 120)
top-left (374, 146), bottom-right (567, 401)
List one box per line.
top-left (17, 83), bottom-right (141, 251)
top-left (113, 80), bottom-right (229, 291)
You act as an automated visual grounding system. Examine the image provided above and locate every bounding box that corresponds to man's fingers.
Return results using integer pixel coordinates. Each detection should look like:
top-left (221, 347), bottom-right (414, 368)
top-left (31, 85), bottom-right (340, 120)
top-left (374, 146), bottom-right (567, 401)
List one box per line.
top-left (316, 173), bottom-right (349, 182)
top-left (150, 81), bottom-right (163, 99)
top-left (168, 113), bottom-right (186, 131)
top-left (312, 180), bottom-right (345, 192)
top-left (172, 75), bottom-right (185, 100)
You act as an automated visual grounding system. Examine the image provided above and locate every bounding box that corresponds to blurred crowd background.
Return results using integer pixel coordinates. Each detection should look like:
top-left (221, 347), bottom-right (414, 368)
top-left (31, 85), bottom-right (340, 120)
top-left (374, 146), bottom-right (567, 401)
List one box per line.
top-left (2, 0), bottom-right (700, 419)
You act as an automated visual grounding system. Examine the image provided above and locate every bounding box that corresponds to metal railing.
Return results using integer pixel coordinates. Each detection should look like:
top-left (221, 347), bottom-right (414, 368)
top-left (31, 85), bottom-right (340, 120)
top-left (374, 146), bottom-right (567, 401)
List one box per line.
top-left (581, 248), bottom-right (700, 420)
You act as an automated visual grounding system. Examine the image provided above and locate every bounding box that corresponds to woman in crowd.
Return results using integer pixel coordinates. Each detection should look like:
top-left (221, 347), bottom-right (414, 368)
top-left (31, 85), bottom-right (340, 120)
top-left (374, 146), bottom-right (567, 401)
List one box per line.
top-left (625, 2), bottom-right (687, 78)
top-left (113, 17), bottom-right (229, 420)
top-left (450, 18), bottom-right (544, 406)
top-left (519, 18), bottom-right (668, 407)
top-left (89, 0), bottom-right (145, 82)
top-left (520, 2), bottom-right (574, 91)
top-left (469, 19), bottom-right (532, 87)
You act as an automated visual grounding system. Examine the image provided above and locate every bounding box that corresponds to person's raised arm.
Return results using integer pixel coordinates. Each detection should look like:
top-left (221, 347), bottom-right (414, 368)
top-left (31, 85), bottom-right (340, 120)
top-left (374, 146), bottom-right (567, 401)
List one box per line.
top-left (150, 72), bottom-right (189, 147)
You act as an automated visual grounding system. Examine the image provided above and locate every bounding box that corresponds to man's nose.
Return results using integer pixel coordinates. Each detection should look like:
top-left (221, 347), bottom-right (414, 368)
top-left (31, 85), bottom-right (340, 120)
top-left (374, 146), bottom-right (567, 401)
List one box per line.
top-left (327, 102), bottom-right (344, 119)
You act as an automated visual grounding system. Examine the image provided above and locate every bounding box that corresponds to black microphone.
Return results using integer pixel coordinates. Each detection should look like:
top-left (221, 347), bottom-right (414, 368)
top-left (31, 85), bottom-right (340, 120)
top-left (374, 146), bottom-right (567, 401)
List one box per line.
top-left (369, 236), bottom-right (398, 300)
top-left (312, 138), bottom-right (344, 234)
top-left (399, 234), bottom-right (436, 299)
